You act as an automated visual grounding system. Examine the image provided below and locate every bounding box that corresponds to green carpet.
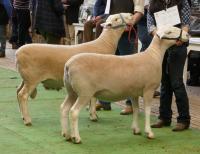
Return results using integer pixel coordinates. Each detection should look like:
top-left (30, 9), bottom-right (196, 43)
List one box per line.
top-left (0, 67), bottom-right (200, 154)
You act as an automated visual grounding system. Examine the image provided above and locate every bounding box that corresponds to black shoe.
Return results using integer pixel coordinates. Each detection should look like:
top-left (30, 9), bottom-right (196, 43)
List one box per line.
top-left (0, 52), bottom-right (5, 57)
top-left (96, 102), bottom-right (111, 111)
top-left (151, 120), bottom-right (171, 128)
top-left (153, 91), bottom-right (160, 98)
top-left (172, 122), bottom-right (190, 131)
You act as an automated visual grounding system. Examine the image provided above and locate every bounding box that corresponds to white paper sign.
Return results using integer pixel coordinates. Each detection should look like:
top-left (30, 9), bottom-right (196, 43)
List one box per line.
top-left (104, 0), bottom-right (111, 14)
top-left (154, 6), bottom-right (181, 28)
top-left (145, 0), bottom-right (149, 6)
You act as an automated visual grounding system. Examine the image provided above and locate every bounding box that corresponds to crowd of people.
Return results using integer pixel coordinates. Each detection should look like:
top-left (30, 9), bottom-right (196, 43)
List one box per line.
top-left (0, 0), bottom-right (192, 131)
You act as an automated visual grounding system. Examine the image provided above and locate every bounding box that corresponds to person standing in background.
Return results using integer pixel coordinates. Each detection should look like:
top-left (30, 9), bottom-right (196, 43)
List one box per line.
top-left (0, 0), bottom-right (12, 57)
top-left (33, 0), bottom-right (65, 44)
top-left (61, 0), bottom-right (84, 44)
top-left (13, 0), bottom-right (31, 48)
top-left (83, 0), bottom-right (107, 42)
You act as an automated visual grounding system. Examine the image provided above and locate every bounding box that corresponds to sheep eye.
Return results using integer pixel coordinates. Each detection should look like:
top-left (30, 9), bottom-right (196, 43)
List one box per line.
top-left (166, 31), bottom-right (172, 34)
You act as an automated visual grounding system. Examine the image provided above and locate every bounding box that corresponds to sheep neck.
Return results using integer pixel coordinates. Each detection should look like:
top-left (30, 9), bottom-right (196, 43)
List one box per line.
top-left (94, 28), bottom-right (124, 53)
top-left (147, 36), bottom-right (172, 63)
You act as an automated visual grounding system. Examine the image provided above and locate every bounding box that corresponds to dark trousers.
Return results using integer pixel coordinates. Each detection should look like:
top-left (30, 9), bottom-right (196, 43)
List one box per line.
top-left (159, 44), bottom-right (190, 123)
top-left (83, 19), bottom-right (104, 42)
top-left (9, 13), bottom-right (18, 44)
top-left (0, 25), bottom-right (6, 54)
top-left (15, 9), bottom-right (31, 47)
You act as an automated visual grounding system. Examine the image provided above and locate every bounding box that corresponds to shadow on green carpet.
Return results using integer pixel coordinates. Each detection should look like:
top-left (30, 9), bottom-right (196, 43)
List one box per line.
top-left (0, 67), bottom-right (200, 154)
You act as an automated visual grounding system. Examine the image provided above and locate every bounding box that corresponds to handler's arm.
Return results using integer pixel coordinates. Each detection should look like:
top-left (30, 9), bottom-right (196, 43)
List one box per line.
top-left (132, 0), bottom-right (144, 25)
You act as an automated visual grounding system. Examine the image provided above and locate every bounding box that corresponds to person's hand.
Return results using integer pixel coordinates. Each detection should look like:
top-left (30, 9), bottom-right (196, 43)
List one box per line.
top-left (92, 16), bottom-right (101, 24)
top-left (176, 40), bottom-right (184, 46)
top-left (94, 16), bottom-right (101, 21)
top-left (61, 0), bottom-right (67, 3)
top-left (63, 4), bottom-right (69, 10)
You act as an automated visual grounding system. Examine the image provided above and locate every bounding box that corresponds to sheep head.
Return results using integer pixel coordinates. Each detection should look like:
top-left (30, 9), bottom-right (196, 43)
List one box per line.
top-left (101, 13), bottom-right (134, 29)
top-left (156, 26), bottom-right (189, 42)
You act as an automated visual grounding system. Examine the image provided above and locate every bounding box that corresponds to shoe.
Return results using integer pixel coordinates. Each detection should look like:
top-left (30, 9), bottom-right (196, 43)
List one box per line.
top-left (172, 122), bottom-right (190, 131)
top-left (0, 52), bottom-right (5, 57)
top-left (151, 120), bottom-right (171, 128)
top-left (153, 91), bottom-right (160, 98)
top-left (12, 43), bottom-right (18, 49)
top-left (120, 106), bottom-right (133, 115)
top-left (96, 102), bottom-right (111, 111)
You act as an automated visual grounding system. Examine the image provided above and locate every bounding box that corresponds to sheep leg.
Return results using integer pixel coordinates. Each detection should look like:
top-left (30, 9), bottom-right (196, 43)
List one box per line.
top-left (17, 81), bottom-right (24, 118)
top-left (70, 96), bottom-right (91, 144)
top-left (89, 97), bottom-right (98, 122)
top-left (17, 82), bottom-right (35, 126)
top-left (131, 97), bottom-right (141, 135)
top-left (60, 94), bottom-right (77, 140)
top-left (143, 90), bottom-right (154, 139)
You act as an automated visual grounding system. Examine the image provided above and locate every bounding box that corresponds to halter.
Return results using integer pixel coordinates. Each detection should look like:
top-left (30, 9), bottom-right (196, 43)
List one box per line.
top-left (110, 13), bottom-right (127, 29)
top-left (157, 29), bottom-right (183, 41)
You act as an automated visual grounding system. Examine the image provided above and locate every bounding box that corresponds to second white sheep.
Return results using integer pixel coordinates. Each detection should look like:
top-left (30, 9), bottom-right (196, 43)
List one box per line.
top-left (62, 26), bottom-right (189, 143)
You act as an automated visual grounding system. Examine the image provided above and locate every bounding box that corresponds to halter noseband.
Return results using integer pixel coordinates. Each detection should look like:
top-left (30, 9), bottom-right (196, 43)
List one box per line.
top-left (157, 29), bottom-right (183, 41)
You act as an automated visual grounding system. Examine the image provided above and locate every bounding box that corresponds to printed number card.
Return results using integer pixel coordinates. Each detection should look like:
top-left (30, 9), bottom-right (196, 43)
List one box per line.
top-left (154, 6), bottom-right (181, 28)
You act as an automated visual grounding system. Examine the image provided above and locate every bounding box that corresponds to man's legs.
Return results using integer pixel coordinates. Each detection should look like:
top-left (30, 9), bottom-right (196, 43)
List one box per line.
top-left (0, 25), bottom-right (7, 57)
top-left (16, 9), bottom-right (31, 47)
top-left (83, 20), bottom-right (95, 42)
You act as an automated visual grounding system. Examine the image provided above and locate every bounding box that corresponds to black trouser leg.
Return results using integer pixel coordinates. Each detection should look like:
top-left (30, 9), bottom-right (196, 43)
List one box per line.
top-left (168, 45), bottom-right (190, 123)
top-left (159, 45), bottom-right (190, 124)
top-left (159, 51), bottom-right (173, 122)
top-left (16, 9), bottom-right (31, 47)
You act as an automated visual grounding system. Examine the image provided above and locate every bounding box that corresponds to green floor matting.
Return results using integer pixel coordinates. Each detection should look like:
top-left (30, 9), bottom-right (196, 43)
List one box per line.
top-left (0, 67), bottom-right (200, 154)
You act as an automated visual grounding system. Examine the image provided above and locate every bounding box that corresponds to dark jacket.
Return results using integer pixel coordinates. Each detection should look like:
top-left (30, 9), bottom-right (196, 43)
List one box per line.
top-left (0, 3), bottom-right (9, 25)
top-left (110, 0), bottom-right (134, 14)
top-left (93, 0), bottom-right (107, 17)
top-left (34, 0), bottom-right (65, 37)
top-left (64, 0), bottom-right (84, 25)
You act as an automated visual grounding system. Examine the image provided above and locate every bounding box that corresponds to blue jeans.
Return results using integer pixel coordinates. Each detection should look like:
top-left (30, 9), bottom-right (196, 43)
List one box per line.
top-left (0, 25), bottom-right (6, 54)
top-left (137, 9), bottom-right (152, 51)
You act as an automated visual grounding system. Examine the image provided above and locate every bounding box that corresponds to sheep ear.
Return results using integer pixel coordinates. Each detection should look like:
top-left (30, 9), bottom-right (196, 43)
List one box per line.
top-left (101, 23), bottom-right (112, 28)
top-left (156, 31), bottom-right (165, 39)
top-left (100, 23), bottom-right (106, 27)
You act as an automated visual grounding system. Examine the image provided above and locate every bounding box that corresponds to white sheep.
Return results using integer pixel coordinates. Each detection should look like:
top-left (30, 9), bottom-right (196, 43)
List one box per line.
top-left (62, 26), bottom-right (189, 143)
top-left (16, 13), bottom-right (135, 126)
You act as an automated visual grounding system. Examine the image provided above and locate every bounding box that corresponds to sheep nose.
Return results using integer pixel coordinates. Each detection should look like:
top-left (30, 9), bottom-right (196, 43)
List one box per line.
top-left (186, 33), bottom-right (190, 39)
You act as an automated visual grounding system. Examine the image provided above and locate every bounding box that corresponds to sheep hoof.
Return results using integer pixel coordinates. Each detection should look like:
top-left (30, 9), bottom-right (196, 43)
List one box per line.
top-left (133, 129), bottom-right (141, 135)
top-left (61, 132), bottom-right (66, 137)
top-left (89, 114), bottom-right (98, 122)
top-left (23, 118), bottom-right (32, 126)
top-left (25, 122), bottom-right (32, 126)
top-left (146, 132), bottom-right (154, 139)
top-left (90, 116), bottom-right (98, 122)
top-left (71, 137), bottom-right (82, 144)
top-left (91, 118), bottom-right (98, 122)
top-left (66, 136), bottom-right (72, 142)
